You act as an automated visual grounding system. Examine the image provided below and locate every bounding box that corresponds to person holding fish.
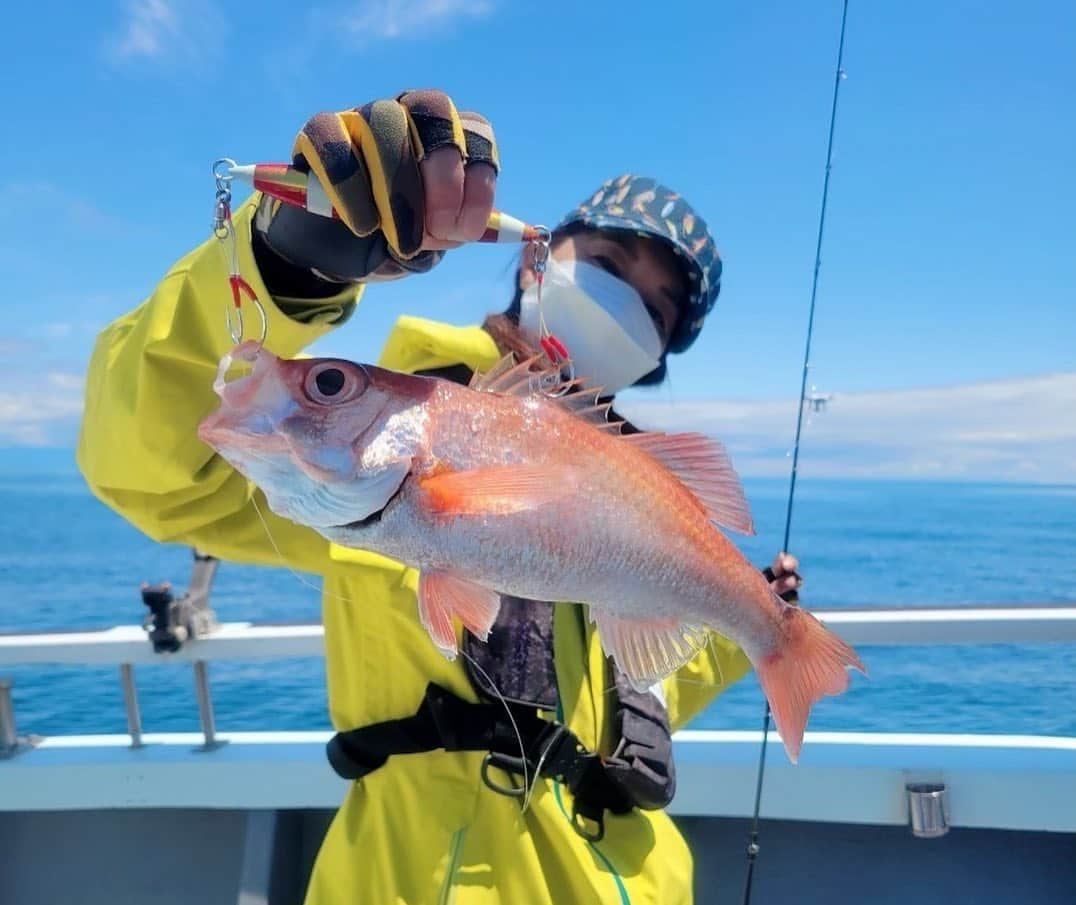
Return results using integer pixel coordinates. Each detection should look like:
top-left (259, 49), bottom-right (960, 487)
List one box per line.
top-left (78, 89), bottom-right (855, 905)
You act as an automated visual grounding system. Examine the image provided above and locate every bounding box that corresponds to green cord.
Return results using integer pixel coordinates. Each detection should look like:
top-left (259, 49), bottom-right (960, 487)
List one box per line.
top-left (553, 702), bottom-right (631, 905)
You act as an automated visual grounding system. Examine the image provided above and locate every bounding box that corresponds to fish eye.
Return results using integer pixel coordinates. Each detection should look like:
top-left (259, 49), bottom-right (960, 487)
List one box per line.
top-left (303, 362), bottom-right (368, 405)
top-left (316, 368), bottom-right (346, 396)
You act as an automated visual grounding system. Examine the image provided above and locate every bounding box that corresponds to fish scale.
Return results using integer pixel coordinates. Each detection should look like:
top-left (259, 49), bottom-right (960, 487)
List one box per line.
top-left (351, 400), bottom-right (726, 618)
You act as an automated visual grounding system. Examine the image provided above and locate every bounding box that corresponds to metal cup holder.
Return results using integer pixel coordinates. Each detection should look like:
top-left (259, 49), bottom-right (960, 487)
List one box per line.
top-left (906, 782), bottom-right (950, 838)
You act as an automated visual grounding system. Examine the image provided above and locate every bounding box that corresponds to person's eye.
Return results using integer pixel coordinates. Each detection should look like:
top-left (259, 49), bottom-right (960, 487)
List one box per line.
top-left (645, 304), bottom-right (667, 334)
top-left (592, 255), bottom-right (622, 279)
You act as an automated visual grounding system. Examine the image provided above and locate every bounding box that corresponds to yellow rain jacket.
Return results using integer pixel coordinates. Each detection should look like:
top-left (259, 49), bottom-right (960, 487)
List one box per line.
top-left (77, 197), bottom-right (751, 905)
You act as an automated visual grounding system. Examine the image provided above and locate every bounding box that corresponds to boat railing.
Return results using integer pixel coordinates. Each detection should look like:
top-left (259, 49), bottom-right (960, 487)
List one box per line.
top-left (2, 604), bottom-right (1075, 832)
top-left (1, 604), bottom-right (1074, 751)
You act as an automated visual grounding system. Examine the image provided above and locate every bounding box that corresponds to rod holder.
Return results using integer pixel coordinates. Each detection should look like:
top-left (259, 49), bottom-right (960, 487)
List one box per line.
top-left (0, 677), bottom-right (16, 754)
top-left (906, 782), bottom-right (950, 838)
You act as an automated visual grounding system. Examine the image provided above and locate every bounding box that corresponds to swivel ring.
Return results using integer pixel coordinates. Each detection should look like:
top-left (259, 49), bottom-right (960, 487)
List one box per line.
top-left (212, 158), bottom-right (236, 182)
top-left (531, 225), bottom-right (552, 273)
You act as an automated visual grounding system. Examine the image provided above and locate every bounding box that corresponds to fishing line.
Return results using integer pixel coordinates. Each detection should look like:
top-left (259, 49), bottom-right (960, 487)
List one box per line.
top-left (457, 647), bottom-right (535, 815)
top-left (740, 3), bottom-right (850, 903)
top-left (253, 470), bottom-right (726, 697)
top-left (250, 493), bottom-right (355, 605)
top-left (249, 491), bottom-right (728, 812)
top-left (249, 494), bottom-right (535, 816)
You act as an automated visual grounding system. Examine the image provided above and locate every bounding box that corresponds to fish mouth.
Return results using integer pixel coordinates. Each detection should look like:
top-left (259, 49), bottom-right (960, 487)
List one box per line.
top-left (212, 341), bottom-right (268, 404)
top-left (198, 343), bottom-right (289, 451)
top-left (197, 407), bottom-right (283, 452)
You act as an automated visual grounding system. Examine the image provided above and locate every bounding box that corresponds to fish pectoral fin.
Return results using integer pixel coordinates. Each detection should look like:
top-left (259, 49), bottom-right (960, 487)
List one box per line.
top-left (591, 608), bottom-right (709, 691)
top-left (621, 431), bottom-right (755, 535)
top-left (418, 571), bottom-right (502, 658)
top-left (418, 465), bottom-right (576, 516)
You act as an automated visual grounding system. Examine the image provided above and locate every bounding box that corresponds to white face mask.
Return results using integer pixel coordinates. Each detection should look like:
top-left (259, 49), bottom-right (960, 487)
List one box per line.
top-left (518, 257), bottom-right (663, 394)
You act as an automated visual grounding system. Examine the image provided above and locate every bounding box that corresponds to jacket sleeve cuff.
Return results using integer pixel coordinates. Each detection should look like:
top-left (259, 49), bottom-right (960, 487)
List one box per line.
top-left (228, 194), bottom-right (362, 345)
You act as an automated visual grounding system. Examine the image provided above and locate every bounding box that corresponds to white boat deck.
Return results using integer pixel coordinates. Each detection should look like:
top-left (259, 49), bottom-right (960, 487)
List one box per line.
top-left (1, 729), bottom-right (1073, 835)
top-left (2, 605), bottom-right (1074, 830)
top-left (2, 605), bottom-right (1074, 905)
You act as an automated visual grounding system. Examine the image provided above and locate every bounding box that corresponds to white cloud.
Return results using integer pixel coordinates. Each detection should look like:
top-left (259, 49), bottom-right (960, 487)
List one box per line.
top-left (48, 372), bottom-right (86, 392)
top-left (618, 372), bottom-right (1076, 484)
top-left (104, 0), bottom-right (225, 67)
top-left (40, 323), bottom-right (75, 340)
top-left (0, 340), bottom-right (33, 357)
top-left (111, 0), bottom-right (176, 58)
top-left (340, 0), bottom-right (495, 39)
top-left (3, 182), bottom-right (126, 234)
top-left (0, 372), bottom-right (84, 446)
top-left (2, 361), bottom-right (1073, 485)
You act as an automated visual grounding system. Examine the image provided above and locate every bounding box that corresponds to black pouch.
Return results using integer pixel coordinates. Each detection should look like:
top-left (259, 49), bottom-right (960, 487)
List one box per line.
top-left (461, 597), bottom-right (678, 812)
top-left (602, 672), bottom-right (677, 810)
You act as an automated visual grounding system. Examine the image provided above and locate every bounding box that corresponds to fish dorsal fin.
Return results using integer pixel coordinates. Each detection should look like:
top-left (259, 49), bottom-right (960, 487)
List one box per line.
top-left (552, 387), bottom-right (622, 433)
top-left (622, 431), bottom-right (755, 535)
top-left (468, 353), bottom-right (545, 393)
top-left (467, 353), bottom-right (522, 391)
top-left (469, 353), bottom-right (621, 433)
top-left (591, 608), bottom-right (708, 691)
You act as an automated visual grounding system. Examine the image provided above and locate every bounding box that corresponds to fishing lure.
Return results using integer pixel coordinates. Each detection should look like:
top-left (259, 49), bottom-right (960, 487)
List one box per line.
top-left (209, 158), bottom-right (572, 385)
top-left (212, 159), bottom-right (268, 346)
top-left (226, 161), bottom-right (545, 245)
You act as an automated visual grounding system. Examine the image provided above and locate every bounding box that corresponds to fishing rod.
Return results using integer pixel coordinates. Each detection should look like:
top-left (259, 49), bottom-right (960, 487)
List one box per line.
top-left (740, 2), bottom-right (850, 902)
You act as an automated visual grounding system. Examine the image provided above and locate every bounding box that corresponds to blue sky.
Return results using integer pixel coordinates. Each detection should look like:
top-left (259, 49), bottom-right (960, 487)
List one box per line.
top-left (1, 0), bottom-right (1073, 476)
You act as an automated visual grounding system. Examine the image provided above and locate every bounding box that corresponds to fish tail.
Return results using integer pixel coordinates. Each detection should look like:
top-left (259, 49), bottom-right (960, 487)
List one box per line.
top-left (754, 605), bottom-right (865, 764)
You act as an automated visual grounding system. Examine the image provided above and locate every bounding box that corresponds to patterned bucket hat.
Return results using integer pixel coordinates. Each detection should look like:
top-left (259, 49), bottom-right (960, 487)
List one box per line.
top-left (554, 174), bottom-right (722, 353)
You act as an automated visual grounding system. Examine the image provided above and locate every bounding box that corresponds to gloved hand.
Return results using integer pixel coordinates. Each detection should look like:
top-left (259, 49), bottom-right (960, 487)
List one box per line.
top-left (762, 552), bottom-right (802, 603)
top-left (253, 89), bottom-right (499, 293)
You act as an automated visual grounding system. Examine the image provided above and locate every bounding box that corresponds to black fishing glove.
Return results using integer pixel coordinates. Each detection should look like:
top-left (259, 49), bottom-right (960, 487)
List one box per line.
top-left (762, 551), bottom-right (802, 603)
top-left (253, 89), bottom-right (500, 296)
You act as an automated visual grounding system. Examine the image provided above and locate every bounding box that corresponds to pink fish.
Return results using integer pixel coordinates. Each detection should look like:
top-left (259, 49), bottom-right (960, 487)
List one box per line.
top-left (198, 341), bottom-right (864, 762)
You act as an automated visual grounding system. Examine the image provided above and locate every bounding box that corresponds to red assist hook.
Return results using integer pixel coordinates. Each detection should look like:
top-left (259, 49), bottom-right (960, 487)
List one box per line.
top-left (529, 228), bottom-right (574, 394)
top-left (213, 159), bottom-right (268, 346)
top-left (540, 334), bottom-right (569, 364)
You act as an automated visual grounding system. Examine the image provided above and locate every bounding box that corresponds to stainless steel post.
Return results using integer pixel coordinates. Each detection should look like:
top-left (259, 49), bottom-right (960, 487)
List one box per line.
top-left (0, 677), bottom-right (16, 753)
top-left (193, 660), bottom-right (218, 749)
top-left (120, 663), bottom-right (143, 748)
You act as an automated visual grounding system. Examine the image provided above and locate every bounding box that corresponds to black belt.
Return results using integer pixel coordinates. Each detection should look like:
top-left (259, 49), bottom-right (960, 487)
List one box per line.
top-left (327, 683), bottom-right (633, 841)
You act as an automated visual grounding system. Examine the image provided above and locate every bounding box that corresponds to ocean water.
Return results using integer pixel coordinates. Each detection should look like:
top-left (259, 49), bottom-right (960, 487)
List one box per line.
top-left (0, 461), bottom-right (1074, 739)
